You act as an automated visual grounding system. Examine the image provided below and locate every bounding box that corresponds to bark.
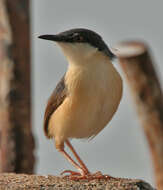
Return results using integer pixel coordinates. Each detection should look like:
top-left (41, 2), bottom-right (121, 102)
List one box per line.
top-left (0, 173), bottom-right (155, 190)
top-left (0, 0), bottom-right (34, 173)
top-left (112, 41), bottom-right (163, 190)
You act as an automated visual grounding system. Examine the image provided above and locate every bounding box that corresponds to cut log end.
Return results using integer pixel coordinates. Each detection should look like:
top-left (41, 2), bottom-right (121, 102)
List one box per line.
top-left (111, 41), bottom-right (147, 58)
top-left (115, 40), bottom-right (163, 190)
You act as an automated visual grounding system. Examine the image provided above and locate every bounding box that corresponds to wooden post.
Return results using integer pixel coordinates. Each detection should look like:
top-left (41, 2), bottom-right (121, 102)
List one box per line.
top-left (112, 41), bottom-right (163, 190)
top-left (0, 0), bottom-right (34, 173)
top-left (0, 173), bottom-right (155, 190)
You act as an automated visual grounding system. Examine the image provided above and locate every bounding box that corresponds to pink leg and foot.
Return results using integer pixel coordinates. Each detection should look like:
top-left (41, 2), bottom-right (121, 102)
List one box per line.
top-left (59, 139), bottom-right (112, 180)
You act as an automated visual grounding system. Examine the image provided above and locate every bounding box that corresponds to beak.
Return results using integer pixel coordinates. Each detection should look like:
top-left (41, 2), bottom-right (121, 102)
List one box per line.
top-left (38, 34), bottom-right (64, 42)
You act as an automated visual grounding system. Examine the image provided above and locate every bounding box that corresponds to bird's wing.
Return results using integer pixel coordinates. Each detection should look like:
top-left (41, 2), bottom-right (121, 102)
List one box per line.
top-left (44, 76), bottom-right (67, 138)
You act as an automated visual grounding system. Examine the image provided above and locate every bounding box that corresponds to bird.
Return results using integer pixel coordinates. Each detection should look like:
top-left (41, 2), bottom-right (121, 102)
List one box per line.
top-left (38, 28), bottom-right (123, 180)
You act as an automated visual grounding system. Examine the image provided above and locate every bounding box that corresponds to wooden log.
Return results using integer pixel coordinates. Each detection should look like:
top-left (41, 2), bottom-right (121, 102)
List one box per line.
top-left (0, 173), bottom-right (155, 190)
top-left (0, 0), bottom-right (34, 173)
top-left (112, 41), bottom-right (163, 190)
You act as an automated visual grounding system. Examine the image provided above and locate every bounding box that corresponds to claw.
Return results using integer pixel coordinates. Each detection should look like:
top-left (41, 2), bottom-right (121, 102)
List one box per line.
top-left (92, 172), bottom-right (112, 180)
top-left (61, 170), bottom-right (81, 176)
top-left (61, 170), bottom-right (112, 181)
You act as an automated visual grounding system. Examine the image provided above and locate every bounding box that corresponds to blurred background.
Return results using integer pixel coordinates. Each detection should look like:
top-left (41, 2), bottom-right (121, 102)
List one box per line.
top-left (31, 0), bottom-right (163, 185)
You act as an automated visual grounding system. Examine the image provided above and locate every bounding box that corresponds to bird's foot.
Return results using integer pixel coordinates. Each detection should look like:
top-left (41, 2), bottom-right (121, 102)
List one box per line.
top-left (89, 171), bottom-right (112, 180)
top-left (61, 170), bottom-right (81, 176)
top-left (61, 170), bottom-right (112, 181)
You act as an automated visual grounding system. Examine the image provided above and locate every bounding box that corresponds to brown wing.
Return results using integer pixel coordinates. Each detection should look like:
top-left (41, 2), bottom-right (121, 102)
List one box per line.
top-left (44, 76), bottom-right (67, 138)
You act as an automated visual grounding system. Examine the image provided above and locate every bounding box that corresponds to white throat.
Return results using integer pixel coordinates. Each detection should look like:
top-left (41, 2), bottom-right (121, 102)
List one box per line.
top-left (57, 42), bottom-right (101, 66)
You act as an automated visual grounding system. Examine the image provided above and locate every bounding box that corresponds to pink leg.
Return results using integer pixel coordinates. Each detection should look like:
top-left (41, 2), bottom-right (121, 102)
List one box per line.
top-left (64, 140), bottom-right (113, 181)
top-left (65, 140), bottom-right (90, 174)
top-left (59, 149), bottom-right (85, 175)
top-left (59, 141), bottom-right (112, 181)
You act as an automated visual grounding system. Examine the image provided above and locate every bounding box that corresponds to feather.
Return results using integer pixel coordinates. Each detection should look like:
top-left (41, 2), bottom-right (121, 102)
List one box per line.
top-left (44, 75), bottom-right (67, 138)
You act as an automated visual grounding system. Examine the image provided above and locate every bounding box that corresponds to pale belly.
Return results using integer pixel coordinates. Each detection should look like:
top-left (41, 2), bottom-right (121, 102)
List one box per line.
top-left (49, 64), bottom-right (123, 142)
top-left (67, 90), bottom-right (122, 139)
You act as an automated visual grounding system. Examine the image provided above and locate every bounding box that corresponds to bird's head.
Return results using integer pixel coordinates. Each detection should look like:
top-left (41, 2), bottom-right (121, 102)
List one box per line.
top-left (39, 28), bottom-right (115, 64)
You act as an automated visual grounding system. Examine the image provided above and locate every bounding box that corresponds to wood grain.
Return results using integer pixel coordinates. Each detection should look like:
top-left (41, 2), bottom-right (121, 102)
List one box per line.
top-left (0, 0), bottom-right (34, 173)
top-left (112, 41), bottom-right (163, 190)
top-left (0, 173), bottom-right (155, 190)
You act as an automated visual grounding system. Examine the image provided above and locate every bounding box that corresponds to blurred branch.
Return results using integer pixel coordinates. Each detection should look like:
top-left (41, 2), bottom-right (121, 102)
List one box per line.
top-left (0, 0), bottom-right (34, 173)
top-left (0, 173), bottom-right (155, 190)
top-left (112, 41), bottom-right (163, 190)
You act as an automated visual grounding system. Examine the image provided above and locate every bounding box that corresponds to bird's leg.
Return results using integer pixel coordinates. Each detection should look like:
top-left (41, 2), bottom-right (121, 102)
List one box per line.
top-left (59, 141), bottom-right (112, 180)
top-left (64, 140), bottom-right (112, 180)
top-left (59, 149), bottom-right (85, 176)
top-left (65, 140), bottom-right (90, 175)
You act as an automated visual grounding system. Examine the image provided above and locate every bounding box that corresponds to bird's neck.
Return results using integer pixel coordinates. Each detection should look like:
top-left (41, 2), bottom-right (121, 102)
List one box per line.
top-left (58, 42), bottom-right (120, 95)
top-left (58, 42), bottom-right (105, 67)
top-left (65, 52), bottom-right (116, 96)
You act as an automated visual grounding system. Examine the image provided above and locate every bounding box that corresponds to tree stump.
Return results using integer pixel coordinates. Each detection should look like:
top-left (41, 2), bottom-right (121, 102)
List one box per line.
top-left (0, 0), bottom-right (35, 173)
top-left (112, 41), bottom-right (163, 190)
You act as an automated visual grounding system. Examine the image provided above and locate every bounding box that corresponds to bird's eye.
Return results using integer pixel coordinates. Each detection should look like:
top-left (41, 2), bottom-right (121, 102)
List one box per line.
top-left (73, 33), bottom-right (83, 42)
